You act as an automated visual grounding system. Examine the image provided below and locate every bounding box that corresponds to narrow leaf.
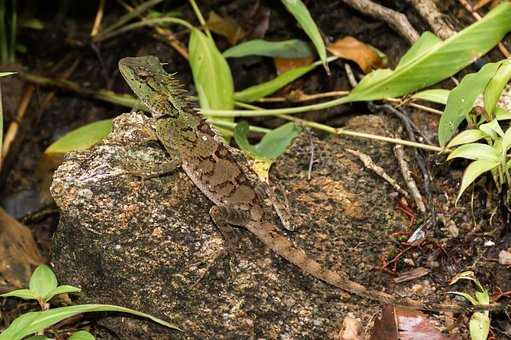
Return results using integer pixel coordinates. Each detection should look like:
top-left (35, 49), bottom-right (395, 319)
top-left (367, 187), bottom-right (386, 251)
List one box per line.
top-left (44, 119), bottom-right (113, 156)
top-left (223, 39), bottom-right (313, 59)
top-left (456, 159), bottom-right (499, 203)
top-left (189, 28), bottom-right (234, 126)
top-left (446, 129), bottom-right (486, 148)
top-left (479, 119), bottom-right (504, 139)
top-left (484, 59), bottom-right (511, 116)
top-left (0, 289), bottom-right (38, 301)
top-left (448, 291), bottom-right (479, 305)
top-left (447, 143), bottom-right (499, 161)
top-left (0, 304), bottom-right (180, 340)
top-left (411, 89), bottom-right (450, 105)
top-left (281, 0), bottom-right (327, 70)
top-left (397, 32), bottom-right (442, 68)
top-left (234, 63), bottom-right (316, 102)
top-left (68, 330), bottom-right (95, 340)
top-left (496, 107), bottom-right (511, 120)
top-left (44, 285), bottom-right (81, 301)
top-left (233, 122), bottom-right (257, 156)
top-left (438, 61), bottom-right (502, 146)
top-left (29, 265), bottom-right (58, 300)
top-left (502, 126), bottom-right (511, 152)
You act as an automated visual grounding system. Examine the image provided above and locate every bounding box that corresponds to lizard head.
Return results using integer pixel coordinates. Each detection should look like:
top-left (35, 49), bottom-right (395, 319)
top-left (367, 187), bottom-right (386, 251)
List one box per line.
top-left (119, 55), bottom-right (189, 119)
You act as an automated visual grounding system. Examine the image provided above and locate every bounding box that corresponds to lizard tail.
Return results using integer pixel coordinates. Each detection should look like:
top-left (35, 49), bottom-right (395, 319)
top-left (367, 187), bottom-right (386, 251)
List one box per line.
top-left (245, 222), bottom-right (501, 313)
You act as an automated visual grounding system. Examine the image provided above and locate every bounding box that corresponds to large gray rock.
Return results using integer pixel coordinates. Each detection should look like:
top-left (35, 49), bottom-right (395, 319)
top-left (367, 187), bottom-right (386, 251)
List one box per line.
top-left (50, 112), bottom-right (416, 339)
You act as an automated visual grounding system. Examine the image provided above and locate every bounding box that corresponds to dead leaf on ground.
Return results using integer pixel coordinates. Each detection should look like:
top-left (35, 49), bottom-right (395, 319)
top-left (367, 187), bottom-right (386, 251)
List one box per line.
top-left (207, 11), bottom-right (245, 45)
top-left (370, 305), bottom-right (461, 340)
top-left (0, 207), bottom-right (44, 292)
top-left (274, 56), bottom-right (314, 75)
top-left (327, 36), bottom-right (383, 73)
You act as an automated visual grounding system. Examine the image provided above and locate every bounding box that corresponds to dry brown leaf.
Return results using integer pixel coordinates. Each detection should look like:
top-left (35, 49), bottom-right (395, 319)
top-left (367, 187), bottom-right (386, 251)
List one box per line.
top-left (327, 36), bottom-right (383, 73)
top-left (370, 305), bottom-right (461, 340)
top-left (0, 207), bottom-right (44, 292)
top-left (274, 56), bottom-right (314, 75)
top-left (207, 11), bottom-right (245, 45)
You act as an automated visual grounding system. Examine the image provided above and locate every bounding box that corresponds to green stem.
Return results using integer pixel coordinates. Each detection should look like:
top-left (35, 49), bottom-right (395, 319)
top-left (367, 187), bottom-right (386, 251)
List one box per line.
top-left (95, 17), bottom-right (194, 42)
top-left (188, 0), bottom-right (212, 40)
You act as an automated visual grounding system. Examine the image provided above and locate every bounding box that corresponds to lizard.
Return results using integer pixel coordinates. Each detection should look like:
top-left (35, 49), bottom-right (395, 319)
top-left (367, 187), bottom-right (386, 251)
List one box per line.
top-left (118, 55), bottom-right (502, 313)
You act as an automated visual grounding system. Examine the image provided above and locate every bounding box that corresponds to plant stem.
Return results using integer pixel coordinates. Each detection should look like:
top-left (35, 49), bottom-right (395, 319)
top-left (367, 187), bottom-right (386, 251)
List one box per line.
top-left (188, 0), bottom-right (212, 40)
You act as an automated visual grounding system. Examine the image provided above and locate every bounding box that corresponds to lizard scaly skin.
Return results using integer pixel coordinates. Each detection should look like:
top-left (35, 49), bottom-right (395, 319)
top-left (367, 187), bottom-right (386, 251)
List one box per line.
top-left (119, 55), bottom-right (500, 313)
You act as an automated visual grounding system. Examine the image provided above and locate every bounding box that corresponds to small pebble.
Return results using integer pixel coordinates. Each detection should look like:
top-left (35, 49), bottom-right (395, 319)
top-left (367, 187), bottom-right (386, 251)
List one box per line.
top-left (498, 249), bottom-right (511, 265)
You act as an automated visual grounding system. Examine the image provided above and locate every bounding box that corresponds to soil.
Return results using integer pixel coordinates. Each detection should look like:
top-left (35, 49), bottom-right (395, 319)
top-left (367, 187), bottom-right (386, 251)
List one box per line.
top-left (1, 0), bottom-right (510, 339)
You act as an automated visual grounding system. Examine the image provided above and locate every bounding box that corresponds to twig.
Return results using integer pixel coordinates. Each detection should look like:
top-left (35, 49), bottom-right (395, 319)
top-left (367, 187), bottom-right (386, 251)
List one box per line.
top-left (346, 148), bottom-right (409, 197)
top-left (406, 0), bottom-right (456, 39)
top-left (257, 90), bottom-right (350, 103)
top-left (394, 142), bottom-right (426, 213)
top-left (457, 0), bottom-right (510, 57)
top-left (340, 0), bottom-right (419, 43)
top-left (344, 63), bottom-right (358, 88)
top-left (90, 0), bottom-right (105, 37)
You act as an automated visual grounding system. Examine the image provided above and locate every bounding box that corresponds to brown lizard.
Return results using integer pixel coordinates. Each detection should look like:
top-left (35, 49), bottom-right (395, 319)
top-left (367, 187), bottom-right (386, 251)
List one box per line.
top-left (118, 55), bottom-right (501, 313)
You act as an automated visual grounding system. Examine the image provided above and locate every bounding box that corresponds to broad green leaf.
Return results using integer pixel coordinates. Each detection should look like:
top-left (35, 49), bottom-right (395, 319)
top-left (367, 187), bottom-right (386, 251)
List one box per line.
top-left (233, 122), bottom-right (257, 156)
top-left (189, 28), bottom-right (234, 127)
top-left (44, 285), bottom-right (81, 301)
top-left (469, 312), bottom-right (490, 340)
top-left (474, 290), bottom-right (490, 305)
top-left (223, 39), bottom-right (313, 59)
top-left (234, 122), bottom-right (301, 160)
top-left (68, 330), bottom-right (95, 340)
top-left (29, 265), bottom-right (58, 300)
top-left (234, 63), bottom-right (316, 102)
top-left (0, 289), bottom-right (38, 300)
top-left (496, 107), bottom-right (511, 120)
top-left (0, 304), bottom-right (180, 340)
top-left (397, 31), bottom-right (442, 68)
top-left (456, 159), bottom-right (499, 203)
top-left (446, 129), bottom-right (486, 148)
top-left (479, 119), bottom-right (504, 139)
top-left (447, 143), bottom-right (499, 161)
top-left (412, 89), bottom-right (450, 105)
top-left (44, 119), bottom-right (113, 155)
top-left (484, 59), bottom-right (511, 116)
top-left (25, 336), bottom-right (50, 340)
top-left (438, 61), bottom-right (502, 146)
top-left (349, 3), bottom-right (511, 103)
top-left (503, 127), bottom-right (511, 152)
top-left (281, 0), bottom-right (327, 70)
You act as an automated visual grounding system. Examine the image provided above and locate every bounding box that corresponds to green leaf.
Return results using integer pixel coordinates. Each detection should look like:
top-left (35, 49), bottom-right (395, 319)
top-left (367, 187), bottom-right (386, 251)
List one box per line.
top-left (29, 265), bottom-right (58, 300)
top-left (0, 304), bottom-right (180, 340)
top-left (68, 330), bottom-right (95, 340)
top-left (479, 119), bottom-right (504, 139)
top-left (346, 3), bottom-right (511, 103)
top-left (397, 31), bottom-right (442, 68)
top-left (25, 336), bottom-right (50, 340)
top-left (44, 119), bottom-right (113, 156)
top-left (234, 63), bottom-right (316, 102)
top-left (0, 71), bottom-right (16, 77)
top-left (281, 0), bottom-right (327, 70)
top-left (0, 289), bottom-right (38, 301)
top-left (502, 127), bottom-right (511, 153)
top-left (484, 59), bottom-right (511, 117)
top-left (456, 159), bottom-right (499, 203)
top-left (474, 290), bottom-right (490, 305)
top-left (446, 129), bottom-right (486, 148)
top-left (469, 312), bottom-right (490, 340)
top-left (438, 61), bottom-right (502, 146)
top-left (189, 28), bottom-right (234, 128)
top-left (496, 107), bottom-right (511, 120)
top-left (44, 285), bottom-right (81, 302)
top-left (223, 39), bottom-right (313, 59)
top-left (411, 89), bottom-right (450, 105)
top-left (448, 291), bottom-right (479, 306)
top-left (234, 122), bottom-right (301, 160)
top-left (447, 143), bottom-right (499, 161)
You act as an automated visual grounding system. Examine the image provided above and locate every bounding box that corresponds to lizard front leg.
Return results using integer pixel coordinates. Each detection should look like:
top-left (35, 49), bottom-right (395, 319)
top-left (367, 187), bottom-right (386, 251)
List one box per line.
top-left (209, 206), bottom-right (243, 252)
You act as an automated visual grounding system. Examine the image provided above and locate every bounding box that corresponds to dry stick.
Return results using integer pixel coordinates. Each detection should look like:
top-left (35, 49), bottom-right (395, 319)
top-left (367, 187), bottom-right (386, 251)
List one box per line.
top-left (90, 0), bottom-right (105, 37)
top-left (406, 0), bottom-right (456, 39)
top-left (346, 148), bottom-right (410, 197)
top-left (394, 141), bottom-right (426, 213)
top-left (457, 0), bottom-right (510, 57)
top-left (340, 0), bottom-right (419, 43)
top-left (1, 85), bottom-right (34, 163)
top-left (258, 90), bottom-right (350, 103)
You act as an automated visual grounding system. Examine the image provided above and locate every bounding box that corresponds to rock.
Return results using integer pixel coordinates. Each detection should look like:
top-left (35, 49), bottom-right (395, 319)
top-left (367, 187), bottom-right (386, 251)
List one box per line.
top-left (50, 113), bottom-right (414, 338)
top-left (499, 249), bottom-right (511, 265)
